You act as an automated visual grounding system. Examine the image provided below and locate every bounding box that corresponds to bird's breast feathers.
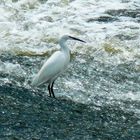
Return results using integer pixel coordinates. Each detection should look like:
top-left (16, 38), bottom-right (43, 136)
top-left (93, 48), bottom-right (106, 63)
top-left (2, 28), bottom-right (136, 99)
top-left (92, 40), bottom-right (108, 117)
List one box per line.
top-left (32, 51), bottom-right (70, 86)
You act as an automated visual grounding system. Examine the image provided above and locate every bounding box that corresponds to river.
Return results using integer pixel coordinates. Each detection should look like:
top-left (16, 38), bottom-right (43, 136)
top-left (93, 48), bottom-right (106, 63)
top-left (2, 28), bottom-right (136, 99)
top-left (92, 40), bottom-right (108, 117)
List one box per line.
top-left (0, 0), bottom-right (140, 139)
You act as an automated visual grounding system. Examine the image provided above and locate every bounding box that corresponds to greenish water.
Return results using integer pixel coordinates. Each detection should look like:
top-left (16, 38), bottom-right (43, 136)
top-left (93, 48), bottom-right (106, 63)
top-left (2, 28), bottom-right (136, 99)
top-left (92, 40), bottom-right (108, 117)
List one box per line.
top-left (0, 0), bottom-right (140, 139)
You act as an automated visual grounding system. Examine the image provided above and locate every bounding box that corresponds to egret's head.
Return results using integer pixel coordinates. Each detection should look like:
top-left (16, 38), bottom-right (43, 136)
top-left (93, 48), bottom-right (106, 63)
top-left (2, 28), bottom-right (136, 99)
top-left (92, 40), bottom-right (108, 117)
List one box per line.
top-left (60, 35), bottom-right (86, 43)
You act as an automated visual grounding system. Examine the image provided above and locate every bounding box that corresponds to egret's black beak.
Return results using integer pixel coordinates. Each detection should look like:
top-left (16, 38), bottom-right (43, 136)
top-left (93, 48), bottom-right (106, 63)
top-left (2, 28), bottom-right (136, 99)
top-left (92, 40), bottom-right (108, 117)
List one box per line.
top-left (69, 36), bottom-right (86, 43)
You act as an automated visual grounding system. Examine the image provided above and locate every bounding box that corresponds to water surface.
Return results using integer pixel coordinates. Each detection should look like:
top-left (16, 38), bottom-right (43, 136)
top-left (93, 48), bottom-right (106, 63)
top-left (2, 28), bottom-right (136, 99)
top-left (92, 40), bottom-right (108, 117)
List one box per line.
top-left (0, 0), bottom-right (140, 139)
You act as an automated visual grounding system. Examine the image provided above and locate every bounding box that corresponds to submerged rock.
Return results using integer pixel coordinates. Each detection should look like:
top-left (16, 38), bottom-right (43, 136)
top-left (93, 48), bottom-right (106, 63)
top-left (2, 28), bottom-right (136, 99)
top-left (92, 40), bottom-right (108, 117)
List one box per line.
top-left (105, 9), bottom-right (140, 19)
top-left (87, 15), bottom-right (118, 23)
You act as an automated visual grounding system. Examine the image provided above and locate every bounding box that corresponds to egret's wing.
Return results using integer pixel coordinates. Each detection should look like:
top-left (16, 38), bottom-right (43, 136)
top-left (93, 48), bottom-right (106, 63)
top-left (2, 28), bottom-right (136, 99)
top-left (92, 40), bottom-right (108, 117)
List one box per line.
top-left (32, 51), bottom-right (69, 86)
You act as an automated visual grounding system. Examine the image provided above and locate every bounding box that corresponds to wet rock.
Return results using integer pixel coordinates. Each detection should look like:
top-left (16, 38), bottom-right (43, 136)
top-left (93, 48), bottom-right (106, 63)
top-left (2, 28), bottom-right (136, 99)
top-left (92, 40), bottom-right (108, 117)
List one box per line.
top-left (87, 15), bottom-right (118, 23)
top-left (106, 9), bottom-right (140, 19)
top-left (0, 84), bottom-right (139, 140)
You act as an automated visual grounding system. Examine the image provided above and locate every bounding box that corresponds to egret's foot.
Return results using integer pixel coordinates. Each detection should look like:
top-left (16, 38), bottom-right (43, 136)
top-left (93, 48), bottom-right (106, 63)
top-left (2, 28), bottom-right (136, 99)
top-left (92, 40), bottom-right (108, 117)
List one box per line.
top-left (52, 93), bottom-right (56, 98)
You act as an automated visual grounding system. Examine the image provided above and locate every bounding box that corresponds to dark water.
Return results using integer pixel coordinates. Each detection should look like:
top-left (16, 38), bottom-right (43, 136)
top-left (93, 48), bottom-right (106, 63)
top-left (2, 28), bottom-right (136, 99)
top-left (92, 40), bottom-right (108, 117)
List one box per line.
top-left (0, 84), bottom-right (140, 140)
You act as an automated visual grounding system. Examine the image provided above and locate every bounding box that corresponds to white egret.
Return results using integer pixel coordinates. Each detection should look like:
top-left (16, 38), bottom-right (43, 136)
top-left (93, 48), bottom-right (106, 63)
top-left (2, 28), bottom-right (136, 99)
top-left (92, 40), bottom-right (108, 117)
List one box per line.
top-left (32, 35), bottom-right (85, 98)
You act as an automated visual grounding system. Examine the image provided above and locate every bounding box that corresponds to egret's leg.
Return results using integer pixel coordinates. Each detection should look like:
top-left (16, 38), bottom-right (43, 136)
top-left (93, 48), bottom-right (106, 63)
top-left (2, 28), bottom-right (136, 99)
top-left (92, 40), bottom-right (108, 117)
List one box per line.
top-left (48, 84), bottom-right (52, 97)
top-left (50, 81), bottom-right (55, 98)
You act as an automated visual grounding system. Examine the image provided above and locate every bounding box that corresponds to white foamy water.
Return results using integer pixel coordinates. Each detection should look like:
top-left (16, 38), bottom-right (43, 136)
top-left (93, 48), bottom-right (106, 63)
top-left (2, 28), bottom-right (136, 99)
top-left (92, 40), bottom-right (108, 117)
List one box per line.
top-left (0, 0), bottom-right (140, 114)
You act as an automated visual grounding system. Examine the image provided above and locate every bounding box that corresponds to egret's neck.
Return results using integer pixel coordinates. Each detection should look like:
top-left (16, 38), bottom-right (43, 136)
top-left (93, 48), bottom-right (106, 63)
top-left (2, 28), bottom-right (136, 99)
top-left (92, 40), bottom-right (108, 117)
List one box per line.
top-left (59, 39), bottom-right (70, 53)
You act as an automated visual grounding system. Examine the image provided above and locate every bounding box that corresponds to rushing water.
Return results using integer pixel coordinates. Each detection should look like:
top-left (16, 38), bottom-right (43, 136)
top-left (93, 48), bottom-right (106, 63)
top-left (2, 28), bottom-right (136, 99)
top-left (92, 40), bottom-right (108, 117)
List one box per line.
top-left (0, 0), bottom-right (140, 139)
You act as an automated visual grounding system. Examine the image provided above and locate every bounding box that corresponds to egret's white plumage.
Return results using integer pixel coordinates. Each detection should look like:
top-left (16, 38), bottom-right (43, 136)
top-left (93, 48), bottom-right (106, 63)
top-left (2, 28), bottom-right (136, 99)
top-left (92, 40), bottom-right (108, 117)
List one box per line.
top-left (32, 35), bottom-right (85, 97)
top-left (32, 51), bottom-right (70, 87)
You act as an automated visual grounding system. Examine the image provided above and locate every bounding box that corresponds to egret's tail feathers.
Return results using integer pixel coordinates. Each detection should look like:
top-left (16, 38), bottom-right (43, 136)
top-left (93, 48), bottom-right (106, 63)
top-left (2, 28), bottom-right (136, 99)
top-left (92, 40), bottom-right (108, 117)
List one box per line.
top-left (31, 76), bottom-right (39, 87)
top-left (31, 74), bottom-right (49, 87)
